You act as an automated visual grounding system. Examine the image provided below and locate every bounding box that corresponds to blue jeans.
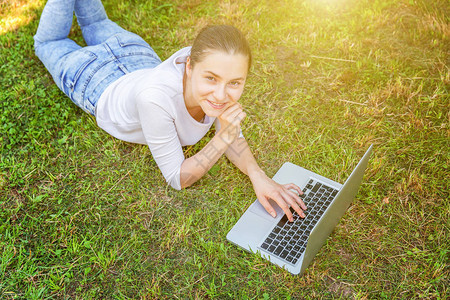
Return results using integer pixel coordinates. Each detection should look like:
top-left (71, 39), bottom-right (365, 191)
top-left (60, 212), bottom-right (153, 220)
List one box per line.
top-left (34, 0), bottom-right (162, 115)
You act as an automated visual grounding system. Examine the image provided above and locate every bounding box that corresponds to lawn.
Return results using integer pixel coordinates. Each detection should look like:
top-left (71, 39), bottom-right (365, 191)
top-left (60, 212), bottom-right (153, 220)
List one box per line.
top-left (0, 0), bottom-right (448, 298)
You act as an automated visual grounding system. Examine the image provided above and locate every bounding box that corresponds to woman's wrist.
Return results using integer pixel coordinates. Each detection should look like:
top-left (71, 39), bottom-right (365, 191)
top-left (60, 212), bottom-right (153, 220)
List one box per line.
top-left (180, 133), bottom-right (231, 188)
top-left (217, 126), bottom-right (240, 145)
top-left (247, 165), bottom-right (266, 182)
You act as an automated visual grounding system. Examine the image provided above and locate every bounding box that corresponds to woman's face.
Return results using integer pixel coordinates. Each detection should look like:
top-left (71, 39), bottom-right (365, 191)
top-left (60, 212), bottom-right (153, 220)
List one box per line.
top-left (185, 50), bottom-right (248, 118)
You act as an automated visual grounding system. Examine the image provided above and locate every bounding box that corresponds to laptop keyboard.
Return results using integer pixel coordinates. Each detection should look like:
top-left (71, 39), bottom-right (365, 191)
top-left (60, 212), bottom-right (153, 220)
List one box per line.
top-left (259, 179), bottom-right (339, 265)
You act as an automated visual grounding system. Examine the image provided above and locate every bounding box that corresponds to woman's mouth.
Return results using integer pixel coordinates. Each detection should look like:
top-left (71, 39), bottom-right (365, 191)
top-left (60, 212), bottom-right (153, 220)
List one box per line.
top-left (207, 100), bottom-right (226, 109)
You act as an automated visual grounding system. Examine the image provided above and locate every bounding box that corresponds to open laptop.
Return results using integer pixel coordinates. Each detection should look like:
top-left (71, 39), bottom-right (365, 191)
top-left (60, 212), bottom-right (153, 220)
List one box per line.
top-left (227, 145), bottom-right (373, 275)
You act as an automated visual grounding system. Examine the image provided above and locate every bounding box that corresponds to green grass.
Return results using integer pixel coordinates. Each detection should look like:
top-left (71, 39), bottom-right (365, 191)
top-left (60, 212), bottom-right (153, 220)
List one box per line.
top-left (1, 0), bottom-right (448, 298)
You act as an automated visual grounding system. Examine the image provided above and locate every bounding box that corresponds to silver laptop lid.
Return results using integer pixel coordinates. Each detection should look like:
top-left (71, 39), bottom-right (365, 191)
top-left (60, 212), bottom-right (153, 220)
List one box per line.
top-left (299, 144), bottom-right (373, 275)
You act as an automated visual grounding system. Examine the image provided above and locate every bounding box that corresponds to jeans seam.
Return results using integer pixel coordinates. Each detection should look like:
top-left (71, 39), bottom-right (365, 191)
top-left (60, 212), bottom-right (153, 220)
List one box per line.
top-left (81, 58), bottom-right (115, 106)
top-left (115, 34), bottom-right (151, 48)
top-left (116, 52), bottom-right (160, 60)
top-left (63, 51), bottom-right (97, 92)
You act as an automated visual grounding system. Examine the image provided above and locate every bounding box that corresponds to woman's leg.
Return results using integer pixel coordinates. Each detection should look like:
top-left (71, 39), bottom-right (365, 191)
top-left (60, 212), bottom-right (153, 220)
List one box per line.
top-left (74, 0), bottom-right (127, 46)
top-left (33, 0), bottom-right (103, 114)
top-left (34, 0), bottom-right (161, 116)
top-left (33, 0), bottom-right (80, 80)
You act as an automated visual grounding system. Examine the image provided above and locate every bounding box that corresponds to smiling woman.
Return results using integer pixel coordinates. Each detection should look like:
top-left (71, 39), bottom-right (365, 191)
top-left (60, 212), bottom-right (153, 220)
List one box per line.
top-left (182, 25), bottom-right (251, 122)
top-left (184, 48), bottom-right (249, 120)
top-left (33, 0), bottom-right (307, 221)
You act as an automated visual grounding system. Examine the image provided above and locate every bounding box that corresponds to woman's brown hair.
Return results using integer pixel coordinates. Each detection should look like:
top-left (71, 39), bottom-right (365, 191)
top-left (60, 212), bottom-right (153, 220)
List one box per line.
top-left (190, 25), bottom-right (252, 71)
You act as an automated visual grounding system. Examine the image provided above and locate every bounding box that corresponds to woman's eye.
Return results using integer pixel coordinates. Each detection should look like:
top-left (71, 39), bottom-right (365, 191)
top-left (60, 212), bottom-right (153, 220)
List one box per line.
top-left (206, 76), bottom-right (215, 81)
top-left (229, 81), bottom-right (241, 86)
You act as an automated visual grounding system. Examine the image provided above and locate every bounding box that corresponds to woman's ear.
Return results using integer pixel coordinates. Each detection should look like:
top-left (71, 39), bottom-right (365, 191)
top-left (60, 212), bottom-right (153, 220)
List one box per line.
top-left (186, 56), bottom-right (192, 77)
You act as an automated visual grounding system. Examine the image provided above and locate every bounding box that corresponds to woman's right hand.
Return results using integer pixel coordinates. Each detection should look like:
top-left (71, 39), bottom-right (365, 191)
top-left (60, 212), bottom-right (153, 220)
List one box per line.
top-left (180, 103), bottom-right (245, 188)
top-left (217, 103), bottom-right (246, 145)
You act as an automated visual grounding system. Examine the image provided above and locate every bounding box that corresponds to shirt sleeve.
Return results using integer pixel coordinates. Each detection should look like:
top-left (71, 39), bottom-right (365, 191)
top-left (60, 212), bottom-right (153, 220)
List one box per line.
top-left (136, 90), bottom-right (184, 190)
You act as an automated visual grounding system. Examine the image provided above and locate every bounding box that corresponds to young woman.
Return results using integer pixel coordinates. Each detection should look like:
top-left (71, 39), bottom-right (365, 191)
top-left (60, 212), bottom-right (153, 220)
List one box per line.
top-left (34, 0), bottom-right (307, 221)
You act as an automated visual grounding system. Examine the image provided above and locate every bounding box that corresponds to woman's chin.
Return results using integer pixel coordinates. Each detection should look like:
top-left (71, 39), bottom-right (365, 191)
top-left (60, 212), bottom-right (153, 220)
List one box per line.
top-left (204, 110), bottom-right (222, 118)
top-left (202, 103), bottom-right (226, 117)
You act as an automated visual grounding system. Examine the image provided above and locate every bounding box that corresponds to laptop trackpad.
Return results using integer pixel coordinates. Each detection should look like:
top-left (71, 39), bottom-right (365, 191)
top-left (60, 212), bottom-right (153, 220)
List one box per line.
top-left (249, 199), bottom-right (284, 221)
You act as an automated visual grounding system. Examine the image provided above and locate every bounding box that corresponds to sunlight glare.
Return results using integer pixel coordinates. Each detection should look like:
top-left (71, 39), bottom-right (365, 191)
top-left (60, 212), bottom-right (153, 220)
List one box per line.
top-left (0, 0), bottom-right (41, 34)
top-left (308, 0), bottom-right (349, 9)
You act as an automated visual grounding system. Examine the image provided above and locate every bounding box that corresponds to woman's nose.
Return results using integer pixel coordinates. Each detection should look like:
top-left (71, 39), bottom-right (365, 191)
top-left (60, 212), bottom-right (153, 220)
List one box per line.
top-left (213, 85), bottom-right (226, 101)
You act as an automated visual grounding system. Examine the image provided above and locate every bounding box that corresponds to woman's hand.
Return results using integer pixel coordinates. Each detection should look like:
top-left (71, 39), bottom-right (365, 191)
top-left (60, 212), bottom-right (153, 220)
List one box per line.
top-left (249, 170), bottom-right (307, 222)
top-left (179, 103), bottom-right (246, 189)
top-left (217, 103), bottom-right (246, 145)
top-left (219, 106), bottom-right (305, 221)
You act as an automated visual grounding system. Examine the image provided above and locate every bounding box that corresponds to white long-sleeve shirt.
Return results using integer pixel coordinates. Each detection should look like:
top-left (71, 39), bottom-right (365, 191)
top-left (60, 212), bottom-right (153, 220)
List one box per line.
top-left (95, 47), bottom-right (240, 190)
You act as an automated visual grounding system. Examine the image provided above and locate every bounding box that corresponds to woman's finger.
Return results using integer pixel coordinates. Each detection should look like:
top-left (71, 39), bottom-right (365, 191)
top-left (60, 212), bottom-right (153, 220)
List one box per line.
top-left (221, 102), bottom-right (242, 118)
top-left (257, 196), bottom-right (277, 218)
top-left (269, 192), bottom-right (295, 222)
top-left (232, 111), bottom-right (246, 126)
top-left (286, 188), bottom-right (307, 211)
top-left (280, 191), bottom-right (305, 218)
top-left (283, 183), bottom-right (304, 196)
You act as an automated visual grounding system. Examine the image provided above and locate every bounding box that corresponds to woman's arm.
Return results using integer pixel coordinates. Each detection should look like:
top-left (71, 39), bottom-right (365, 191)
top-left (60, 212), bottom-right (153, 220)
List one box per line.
top-left (179, 102), bottom-right (245, 188)
top-left (225, 137), bottom-right (307, 222)
top-left (179, 129), bottom-right (233, 188)
top-left (179, 102), bottom-right (306, 221)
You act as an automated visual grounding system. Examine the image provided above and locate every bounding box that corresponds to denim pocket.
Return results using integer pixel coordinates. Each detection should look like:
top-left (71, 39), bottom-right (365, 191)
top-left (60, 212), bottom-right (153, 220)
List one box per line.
top-left (59, 49), bottom-right (97, 111)
top-left (114, 32), bottom-right (160, 62)
top-left (116, 32), bottom-right (152, 49)
top-left (60, 50), bottom-right (97, 95)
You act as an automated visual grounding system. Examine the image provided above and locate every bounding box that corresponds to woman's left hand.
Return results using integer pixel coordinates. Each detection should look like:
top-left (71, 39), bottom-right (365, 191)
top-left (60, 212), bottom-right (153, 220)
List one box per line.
top-left (249, 170), bottom-right (307, 222)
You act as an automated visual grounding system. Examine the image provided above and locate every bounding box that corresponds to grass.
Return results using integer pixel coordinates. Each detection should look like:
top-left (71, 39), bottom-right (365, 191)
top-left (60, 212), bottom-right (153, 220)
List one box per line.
top-left (0, 0), bottom-right (448, 298)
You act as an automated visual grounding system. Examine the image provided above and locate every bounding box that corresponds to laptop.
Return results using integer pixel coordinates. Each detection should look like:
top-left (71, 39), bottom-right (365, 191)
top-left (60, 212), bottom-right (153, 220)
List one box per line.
top-left (227, 145), bottom-right (373, 275)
